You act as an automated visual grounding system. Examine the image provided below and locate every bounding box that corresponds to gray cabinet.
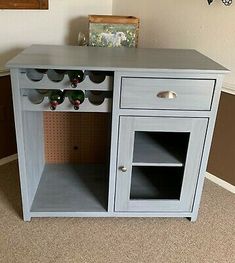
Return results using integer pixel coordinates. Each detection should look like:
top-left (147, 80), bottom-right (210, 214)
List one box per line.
top-left (6, 45), bottom-right (228, 221)
top-left (115, 116), bottom-right (208, 212)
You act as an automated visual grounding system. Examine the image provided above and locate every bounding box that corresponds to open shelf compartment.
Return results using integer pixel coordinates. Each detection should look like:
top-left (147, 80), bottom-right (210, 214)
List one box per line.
top-left (23, 111), bottom-right (111, 214)
top-left (31, 164), bottom-right (108, 212)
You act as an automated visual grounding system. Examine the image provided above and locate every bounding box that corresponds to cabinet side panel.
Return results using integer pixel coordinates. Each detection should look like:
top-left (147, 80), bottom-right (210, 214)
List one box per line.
top-left (10, 69), bottom-right (30, 220)
top-left (191, 75), bottom-right (224, 221)
top-left (22, 111), bottom-right (45, 207)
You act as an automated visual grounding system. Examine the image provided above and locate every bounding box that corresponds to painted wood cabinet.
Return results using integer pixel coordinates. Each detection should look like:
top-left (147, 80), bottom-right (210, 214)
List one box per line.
top-left (6, 45), bottom-right (228, 221)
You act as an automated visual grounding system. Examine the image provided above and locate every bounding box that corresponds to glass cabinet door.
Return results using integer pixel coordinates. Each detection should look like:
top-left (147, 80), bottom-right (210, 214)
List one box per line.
top-left (115, 117), bottom-right (208, 212)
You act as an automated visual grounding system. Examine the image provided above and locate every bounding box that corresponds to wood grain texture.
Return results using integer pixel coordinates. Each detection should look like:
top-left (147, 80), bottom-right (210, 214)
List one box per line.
top-left (9, 69), bottom-right (31, 221)
top-left (22, 96), bottom-right (112, 112)
top-left (31, 164), bottom-right (108, 213)
top-left (7, 45), bottom-right (227, 221)
top-left (120, 78), bottom-right (215, 111)
top-left (19, 72), bottom-right (113, 91)
top-left (115, 117), bottom-right (208, 212)
top-left (23, 111), bottom-right (45, 207)
top-left (89, 15), bottom-right (139, 24)
top-left (6, 45), bottom-right (229, 74)
top-left (0, 0), bottom-right (48, 9)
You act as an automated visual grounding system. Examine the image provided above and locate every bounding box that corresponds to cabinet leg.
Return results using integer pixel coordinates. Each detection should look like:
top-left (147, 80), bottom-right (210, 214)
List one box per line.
top-left (187, 215), bottom-right (197, 222)
top-left (23, 214), bottom-right (31, 222)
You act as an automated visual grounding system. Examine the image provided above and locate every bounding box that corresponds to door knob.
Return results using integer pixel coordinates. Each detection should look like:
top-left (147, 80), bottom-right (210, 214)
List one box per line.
top-left (120, 166), bottom-right (127, 172)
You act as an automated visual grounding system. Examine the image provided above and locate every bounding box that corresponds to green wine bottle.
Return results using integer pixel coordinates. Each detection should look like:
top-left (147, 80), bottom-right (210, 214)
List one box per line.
top-left (67, 90), bottom-right (85, 110)
top-left (68, 70), bottom-right (84, 88)
top-left (49, 90), bottom-right (65, 110)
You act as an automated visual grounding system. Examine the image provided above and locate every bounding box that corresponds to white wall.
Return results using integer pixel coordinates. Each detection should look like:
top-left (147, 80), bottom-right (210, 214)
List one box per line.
top-left (0, 0), bottom-right (112, 70)
top-left (1, 0), bottom-right (235, 89)
top-left (113, 0), bottom-right (235, 89)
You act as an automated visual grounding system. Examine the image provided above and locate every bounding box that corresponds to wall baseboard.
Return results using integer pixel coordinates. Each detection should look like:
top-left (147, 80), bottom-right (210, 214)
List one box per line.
top-left (222, 83), bottom-right (235, 95)
top-left (0, 68), bottom-right (10, 77)
top-left (0, 154), bottom-right (18, 166)
top-left (206, 172), bottom-right (235, 194)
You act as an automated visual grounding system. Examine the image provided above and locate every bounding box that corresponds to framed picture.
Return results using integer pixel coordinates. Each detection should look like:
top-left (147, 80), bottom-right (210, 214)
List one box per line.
top-left (89, 15), bottom-right (140, 48)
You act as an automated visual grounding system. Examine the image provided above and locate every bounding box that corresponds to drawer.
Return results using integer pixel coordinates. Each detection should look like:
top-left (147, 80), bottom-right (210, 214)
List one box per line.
top-left (120, 78), bottom-right (215, 110)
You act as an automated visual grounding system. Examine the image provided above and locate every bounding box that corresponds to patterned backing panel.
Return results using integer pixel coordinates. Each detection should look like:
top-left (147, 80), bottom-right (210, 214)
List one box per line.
top-left (44, 112), bottom-right (110, 164)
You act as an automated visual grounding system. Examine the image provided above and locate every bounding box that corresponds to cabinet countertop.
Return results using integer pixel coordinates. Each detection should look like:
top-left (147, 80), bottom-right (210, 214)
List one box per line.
top-left (6, 45), bottom-right (229, 74)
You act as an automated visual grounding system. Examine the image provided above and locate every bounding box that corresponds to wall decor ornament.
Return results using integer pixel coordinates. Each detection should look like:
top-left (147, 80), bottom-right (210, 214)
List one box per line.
top-left (208, 0), bottom-right (232, 5)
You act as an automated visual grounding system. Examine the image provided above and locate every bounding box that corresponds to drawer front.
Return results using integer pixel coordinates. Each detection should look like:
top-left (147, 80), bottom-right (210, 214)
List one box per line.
top-left (120, 78), bottom-right (215, 110)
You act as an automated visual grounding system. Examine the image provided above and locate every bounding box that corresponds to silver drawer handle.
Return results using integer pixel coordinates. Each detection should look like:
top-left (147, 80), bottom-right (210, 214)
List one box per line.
top-left (157, 91), bottom-right (177, 99)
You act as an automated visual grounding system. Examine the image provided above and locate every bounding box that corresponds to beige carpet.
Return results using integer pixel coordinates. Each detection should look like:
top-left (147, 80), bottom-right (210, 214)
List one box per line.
top-left (0, 161), bottom-right (234, 263)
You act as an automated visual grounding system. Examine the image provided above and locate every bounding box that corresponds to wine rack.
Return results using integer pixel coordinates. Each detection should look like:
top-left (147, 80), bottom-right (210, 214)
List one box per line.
top-left (21, 90), bottom-right (112, 112)
top-left (7, 45), bottom-right (228, 221)
top-left (20, 69), bottom-right (113, 112)
top-left (20, 69), bottom-right (113, 91)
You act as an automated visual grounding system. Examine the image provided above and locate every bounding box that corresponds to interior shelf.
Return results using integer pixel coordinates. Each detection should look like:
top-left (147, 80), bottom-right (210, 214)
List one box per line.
top-left (132, 132), bottom-right (189, 167)
top-left (31, 164), bottom-right (108, 213)
top-left (130, 166), bottom-right (184, 200)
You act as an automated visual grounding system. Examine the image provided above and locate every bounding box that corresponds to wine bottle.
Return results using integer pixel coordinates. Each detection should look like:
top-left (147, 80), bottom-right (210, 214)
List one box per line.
top-left (68, 70), bottom-right (84, 88)
top-left (66, 90), bottom-right (85, 110)
top-left (49, 90), bottom-right (65, 110)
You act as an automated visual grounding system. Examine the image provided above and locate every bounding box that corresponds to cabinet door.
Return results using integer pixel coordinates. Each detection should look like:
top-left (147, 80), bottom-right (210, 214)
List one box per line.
top-left (115, 117), bottom-right (208, 212)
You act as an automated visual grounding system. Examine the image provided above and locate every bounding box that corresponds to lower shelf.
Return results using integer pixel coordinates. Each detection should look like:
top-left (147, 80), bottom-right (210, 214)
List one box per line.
top-left (31, 164), bottom-right (108, 213)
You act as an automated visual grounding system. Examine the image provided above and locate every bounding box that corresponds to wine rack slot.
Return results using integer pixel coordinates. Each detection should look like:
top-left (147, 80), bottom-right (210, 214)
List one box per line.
top-left (87, 71), bottom-right (108, 84)
top-left (20, 69), bottom-right (114, 91)
top-left (47, 69), bottom-right (65, 82)
top-left (22, 93), bottom-right (112, 112)
top-left (26, 69), bottom-right (44, 82)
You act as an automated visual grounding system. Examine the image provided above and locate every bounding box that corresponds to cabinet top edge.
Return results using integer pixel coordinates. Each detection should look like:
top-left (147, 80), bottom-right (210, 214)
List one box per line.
top-left (6, 44), bottom-right (229, 74)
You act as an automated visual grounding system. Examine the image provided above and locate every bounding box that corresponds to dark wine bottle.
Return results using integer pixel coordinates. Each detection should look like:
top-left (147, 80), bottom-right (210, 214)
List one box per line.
top-left (68, 70), bottom-right (84, 88)
top-left (67, 90), bottom-right (85, 110)
top-left (49, 90), bottom-right (65, 110)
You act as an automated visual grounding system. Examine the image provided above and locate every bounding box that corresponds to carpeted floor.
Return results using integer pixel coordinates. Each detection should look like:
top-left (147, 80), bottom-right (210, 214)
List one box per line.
top-left (0, 160), bottom-right (234, 263)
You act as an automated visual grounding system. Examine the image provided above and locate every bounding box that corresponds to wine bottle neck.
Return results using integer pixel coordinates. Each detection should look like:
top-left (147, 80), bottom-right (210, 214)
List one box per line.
top-left (50, 100), bottom-right (59, 110)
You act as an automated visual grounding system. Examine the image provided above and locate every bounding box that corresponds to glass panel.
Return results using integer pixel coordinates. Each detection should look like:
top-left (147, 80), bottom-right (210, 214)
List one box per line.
top-left (130, 167), bottom-right (184, 200)
top-left (133, 132), bottom-right (189, 166)
top-left (130, 132), bottom-right (190, 200)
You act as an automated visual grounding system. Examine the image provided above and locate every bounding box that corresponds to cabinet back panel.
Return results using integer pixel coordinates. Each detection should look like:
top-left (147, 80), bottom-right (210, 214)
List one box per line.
top-left (44, 112), bottom-right (110, 164)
